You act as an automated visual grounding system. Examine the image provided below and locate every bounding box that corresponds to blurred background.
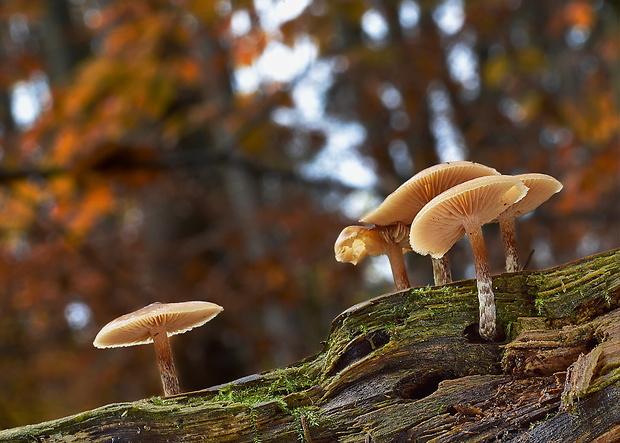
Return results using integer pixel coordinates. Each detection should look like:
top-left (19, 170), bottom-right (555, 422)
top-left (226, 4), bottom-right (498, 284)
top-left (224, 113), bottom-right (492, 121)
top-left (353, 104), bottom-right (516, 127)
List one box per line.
top-left (0, 0), bottom-right (618, 428)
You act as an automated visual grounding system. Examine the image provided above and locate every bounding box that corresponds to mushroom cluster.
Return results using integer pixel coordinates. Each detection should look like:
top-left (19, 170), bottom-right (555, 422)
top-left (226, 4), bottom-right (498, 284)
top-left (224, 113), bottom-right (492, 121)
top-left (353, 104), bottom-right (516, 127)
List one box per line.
top-left (336, 161), bottom-right (501, 289)
top-left (335, 162), bottom-right (562, 340)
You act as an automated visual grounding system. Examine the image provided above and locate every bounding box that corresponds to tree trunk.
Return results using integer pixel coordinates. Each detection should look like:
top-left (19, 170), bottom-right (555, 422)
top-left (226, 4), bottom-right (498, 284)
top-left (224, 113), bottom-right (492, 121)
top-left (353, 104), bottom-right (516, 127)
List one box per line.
top-left (1, 249), bottom-right (618, 442)
top-left (41, 0), bottom-right (87, 83)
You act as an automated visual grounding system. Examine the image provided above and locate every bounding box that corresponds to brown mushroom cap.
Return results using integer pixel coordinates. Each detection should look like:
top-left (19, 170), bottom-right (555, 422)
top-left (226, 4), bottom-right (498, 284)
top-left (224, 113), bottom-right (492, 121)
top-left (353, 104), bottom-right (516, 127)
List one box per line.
top-left (360, 161), bottom-right (500, 226)
top-left (498, 173), bottom-right (563, 220)
top-left (93, 301), bottom-right (223, 348)
top-left (410, 175), bottom-right (528, 258)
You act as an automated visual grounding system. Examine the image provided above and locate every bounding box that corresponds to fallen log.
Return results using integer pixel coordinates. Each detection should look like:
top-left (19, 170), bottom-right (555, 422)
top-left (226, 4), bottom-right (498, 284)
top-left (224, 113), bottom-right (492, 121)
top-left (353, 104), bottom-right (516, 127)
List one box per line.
top-left (1, 248), bottom-right (618, 442)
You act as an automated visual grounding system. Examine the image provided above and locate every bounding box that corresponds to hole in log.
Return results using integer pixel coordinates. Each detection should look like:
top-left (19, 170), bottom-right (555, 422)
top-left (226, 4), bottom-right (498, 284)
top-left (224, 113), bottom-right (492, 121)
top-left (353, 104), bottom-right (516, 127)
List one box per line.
top-left (463, 322), bottom-right (506, 343)
top-left (328, 329), bottom-right (390, 376)
top-left (393, 370), bottom-right (456, 400)
top-left (585, 337), bottom-right (599, 351)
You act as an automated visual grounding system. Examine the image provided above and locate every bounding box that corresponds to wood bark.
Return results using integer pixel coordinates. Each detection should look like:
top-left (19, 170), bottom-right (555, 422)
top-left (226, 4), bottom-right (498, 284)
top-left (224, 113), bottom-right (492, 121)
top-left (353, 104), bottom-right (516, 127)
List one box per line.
top-left (1, 249), bottom-right (618, 442)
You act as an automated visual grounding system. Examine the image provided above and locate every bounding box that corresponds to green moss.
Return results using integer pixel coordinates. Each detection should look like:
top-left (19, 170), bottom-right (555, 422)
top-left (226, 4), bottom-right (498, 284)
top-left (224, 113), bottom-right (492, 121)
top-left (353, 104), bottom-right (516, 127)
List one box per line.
top-left (204, 367), bottom-right (325, 441)
top-left (249, 406), bottom-right (262, 443)
top-left (291, 407), bottom-right (323, 442)
top-left (212, 384), bottom-right (280, 407)
top-left (356, 324), bottom-right (369, 336)
top-left (528, 411), bottom-right (557, 430)
top-left (587, 366), bottom-right (620, 394)
top-left (504, 321), bottom-right (515, 340)
top-left (267, 369), bottom-right (316, 397)
top-left (437, 285), bottom-right (456, 297)
top-left (209, 380), bottom-right (325, 443)
top-left (148, 397), bottom-right (167, 406)
top-left (534, 296), bottom-right (546, 316)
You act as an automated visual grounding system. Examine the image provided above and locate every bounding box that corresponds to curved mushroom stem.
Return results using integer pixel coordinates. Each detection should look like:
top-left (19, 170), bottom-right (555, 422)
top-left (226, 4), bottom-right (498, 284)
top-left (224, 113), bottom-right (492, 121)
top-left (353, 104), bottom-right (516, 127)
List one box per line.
top-left (151, 329), bottom-right (181, 396)
top-left (384, 242), bottom-right (411, 291)
top-left (431, 256), bottom-right (452, 286)
top-left (377, 223), bottom-right (411, 291)
top-left (499, 215), bottom-right (520, 272)
top-left (465, 223), bottom-right (496, 340)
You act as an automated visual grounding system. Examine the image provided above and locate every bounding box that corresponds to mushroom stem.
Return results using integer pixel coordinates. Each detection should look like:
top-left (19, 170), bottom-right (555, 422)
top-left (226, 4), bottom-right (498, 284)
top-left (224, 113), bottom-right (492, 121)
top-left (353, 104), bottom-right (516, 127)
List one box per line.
top-left (151, 329), bottom-right (181, 396)
top-left (465, 223), bottom-right (496, 340)
top-left (384, 242), bottom-right (411, 290)
top-left (499, 216), bottom-right (520, 272)
top-left (431, 256), bottom-right (452, 285)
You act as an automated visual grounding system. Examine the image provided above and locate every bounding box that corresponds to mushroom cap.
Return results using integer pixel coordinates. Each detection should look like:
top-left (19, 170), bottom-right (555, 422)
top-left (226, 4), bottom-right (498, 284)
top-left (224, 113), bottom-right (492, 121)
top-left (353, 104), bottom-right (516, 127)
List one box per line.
top-left (410, 176), bottom-right (528, 259)
top-left (335, 224), bottom-right (411, 265)
top-left (498, 173), bottom-right (563, 220)
top-left (334, 226), bottom-right (386, 265)
top-left (93, 301), bottom-right (223, 348)
top-left (361, 161), bottom-right (500, 226)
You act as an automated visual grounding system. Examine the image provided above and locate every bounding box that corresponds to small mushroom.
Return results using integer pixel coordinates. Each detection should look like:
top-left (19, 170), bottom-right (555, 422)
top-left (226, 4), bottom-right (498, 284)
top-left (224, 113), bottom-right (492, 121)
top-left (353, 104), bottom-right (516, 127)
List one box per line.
top-left (360, 161), bottom-right (501, 285)
top-left (409, 176), bottom-right (528, 340)
top-left (497, 173), bottom-right (563, 272)
top-left (335, 223), bottom-right (411, 290)
top-left (93, 301), bottom-right (223, 396)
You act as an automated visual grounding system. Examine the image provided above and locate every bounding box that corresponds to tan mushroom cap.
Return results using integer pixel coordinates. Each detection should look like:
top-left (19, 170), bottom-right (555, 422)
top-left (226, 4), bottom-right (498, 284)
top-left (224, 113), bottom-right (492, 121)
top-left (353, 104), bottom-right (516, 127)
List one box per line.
top-left (93, 301), bottom-right (223, 348)
top-left (498, 173), bottom-right (563, 219)
top-left (334, 226), bottom-right (382, 265)
top-left (410, 176), bottom-right (528, 259)
top-left (360, 161), bottom-right (500, 226)
top-left (334, 225), bottom-right (409, 265)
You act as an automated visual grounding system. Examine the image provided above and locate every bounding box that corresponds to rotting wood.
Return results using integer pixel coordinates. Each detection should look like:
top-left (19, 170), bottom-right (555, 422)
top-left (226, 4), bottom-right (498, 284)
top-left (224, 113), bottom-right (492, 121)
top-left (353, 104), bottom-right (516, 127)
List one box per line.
top-left (0, 248), bottom-right (618, 442)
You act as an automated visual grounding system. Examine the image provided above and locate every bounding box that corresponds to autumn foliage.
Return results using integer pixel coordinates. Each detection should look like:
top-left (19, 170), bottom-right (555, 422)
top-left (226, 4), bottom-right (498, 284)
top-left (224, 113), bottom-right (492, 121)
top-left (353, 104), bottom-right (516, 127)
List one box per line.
top-left (0, 0), bottom-right (617, 427)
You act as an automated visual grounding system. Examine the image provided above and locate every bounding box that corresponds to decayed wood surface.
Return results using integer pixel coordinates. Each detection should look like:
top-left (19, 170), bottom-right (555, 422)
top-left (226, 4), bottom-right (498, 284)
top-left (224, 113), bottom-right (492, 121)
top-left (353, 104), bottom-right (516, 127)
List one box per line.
top-left (1, 249), bottom-right (619, 442)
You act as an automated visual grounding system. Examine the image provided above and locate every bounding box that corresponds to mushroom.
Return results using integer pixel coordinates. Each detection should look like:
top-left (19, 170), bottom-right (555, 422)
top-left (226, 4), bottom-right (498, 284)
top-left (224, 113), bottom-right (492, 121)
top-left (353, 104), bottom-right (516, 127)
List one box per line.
top-left (496, 173), bottom-right (563, 272)
top-left (409, 176), bottom-right (528, 340)
top-left (93, 301), bottom-right (223, 396)
top-left (335, 223), bottom-right (411, 290)
top-left (360, 161), bottom-right (501, 285)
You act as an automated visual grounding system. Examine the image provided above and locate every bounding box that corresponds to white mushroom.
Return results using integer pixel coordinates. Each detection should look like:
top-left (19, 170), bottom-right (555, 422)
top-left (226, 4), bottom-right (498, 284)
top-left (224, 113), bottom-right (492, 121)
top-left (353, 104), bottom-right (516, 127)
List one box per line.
top-left (409, 176), bottom-right (528, 340)
top-left (94, 301), bottom-right (223, 396)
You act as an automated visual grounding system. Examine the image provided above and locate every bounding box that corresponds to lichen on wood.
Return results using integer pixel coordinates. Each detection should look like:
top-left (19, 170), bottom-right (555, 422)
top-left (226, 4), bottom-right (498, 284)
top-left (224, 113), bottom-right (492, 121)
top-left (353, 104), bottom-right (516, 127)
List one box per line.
top-left (0, 249), bottom-right (618, 442)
